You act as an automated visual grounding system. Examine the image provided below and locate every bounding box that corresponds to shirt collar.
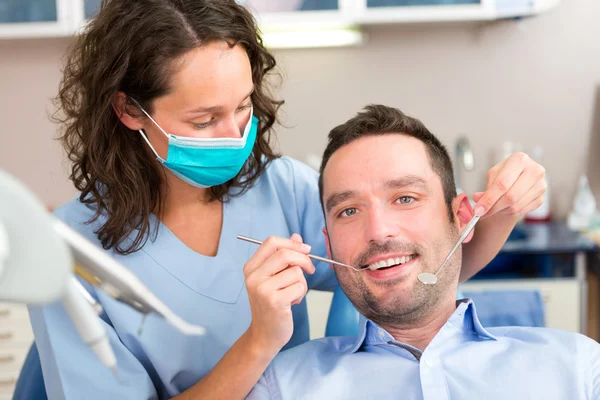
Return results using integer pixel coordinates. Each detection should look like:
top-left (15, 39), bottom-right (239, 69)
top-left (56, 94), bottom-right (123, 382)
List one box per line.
top-left (346, 298), bottom-right (497, 354)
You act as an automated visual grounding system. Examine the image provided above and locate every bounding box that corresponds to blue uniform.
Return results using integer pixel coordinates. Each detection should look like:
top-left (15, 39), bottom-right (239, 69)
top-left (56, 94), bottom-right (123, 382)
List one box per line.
top-left (29, 157), bottom-right (337, 399)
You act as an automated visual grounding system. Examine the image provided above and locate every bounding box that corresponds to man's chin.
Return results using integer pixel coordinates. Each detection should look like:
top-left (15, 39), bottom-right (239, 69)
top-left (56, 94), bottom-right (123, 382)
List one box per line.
top-left (361, 290), bottom-right (425, 324)
top-left (367, 279), bottom-right (417, 305)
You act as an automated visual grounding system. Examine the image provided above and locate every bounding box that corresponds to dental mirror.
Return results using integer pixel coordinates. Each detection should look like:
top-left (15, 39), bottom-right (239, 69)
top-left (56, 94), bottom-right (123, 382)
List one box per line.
top-left (417, 215), bottom-right (481, 285)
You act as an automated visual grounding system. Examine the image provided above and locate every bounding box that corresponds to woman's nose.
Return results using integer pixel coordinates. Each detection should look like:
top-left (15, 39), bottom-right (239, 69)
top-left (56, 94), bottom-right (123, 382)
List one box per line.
top-left (222, 109), bottom-right (251, 139)
top-left (220, 116), bottom-right (243, 138)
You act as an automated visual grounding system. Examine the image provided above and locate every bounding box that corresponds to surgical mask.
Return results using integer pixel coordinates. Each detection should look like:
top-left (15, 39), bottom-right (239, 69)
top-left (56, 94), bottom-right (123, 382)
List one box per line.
top-left (135, 104), bottom-right (258, 188)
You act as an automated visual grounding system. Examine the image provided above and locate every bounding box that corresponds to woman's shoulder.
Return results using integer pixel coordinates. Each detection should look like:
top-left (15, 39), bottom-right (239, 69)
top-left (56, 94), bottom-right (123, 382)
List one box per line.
top-left (261, 156), bottom-right (320, 189)
top-left (52, 197), bottom-right (102, 242)
top-left (53, 197), bottom-right (94, 221)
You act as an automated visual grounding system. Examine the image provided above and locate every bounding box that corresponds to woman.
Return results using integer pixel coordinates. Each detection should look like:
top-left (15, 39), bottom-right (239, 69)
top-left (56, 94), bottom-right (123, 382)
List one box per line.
top-left (29, 1), bottom-right (546, 399)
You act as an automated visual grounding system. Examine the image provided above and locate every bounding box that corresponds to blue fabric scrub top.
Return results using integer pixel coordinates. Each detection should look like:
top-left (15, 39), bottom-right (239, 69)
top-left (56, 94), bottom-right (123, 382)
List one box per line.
top-left (28, 157), bottom-right (337, 400)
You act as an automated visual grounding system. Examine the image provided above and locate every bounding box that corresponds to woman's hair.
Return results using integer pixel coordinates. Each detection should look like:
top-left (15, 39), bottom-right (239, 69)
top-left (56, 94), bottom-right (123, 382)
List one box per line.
top-left (54, 0), bottom-right (283, 254)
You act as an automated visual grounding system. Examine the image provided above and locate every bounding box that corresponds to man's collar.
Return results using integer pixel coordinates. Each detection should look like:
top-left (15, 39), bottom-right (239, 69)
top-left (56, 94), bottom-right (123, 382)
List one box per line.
top-left (346, 298), bottom-right (497, 354)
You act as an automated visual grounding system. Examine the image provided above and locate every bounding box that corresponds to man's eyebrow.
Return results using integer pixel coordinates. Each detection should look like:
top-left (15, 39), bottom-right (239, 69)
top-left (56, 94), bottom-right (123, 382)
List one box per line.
top-left (384, 176), bottom-right (428, 190)
top-left (325, 190), bottom-right (357, 214)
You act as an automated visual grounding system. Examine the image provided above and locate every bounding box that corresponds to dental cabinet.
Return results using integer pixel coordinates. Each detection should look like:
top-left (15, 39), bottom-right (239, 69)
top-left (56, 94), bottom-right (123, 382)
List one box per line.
top-left (0, 0), bottom-right (560, 41)
top-left (461, 222), bottom-right (600, 338)
top-left (0, 0), bottom-right (71, 38)
top-left (0, 303), bottom-right (33, 400)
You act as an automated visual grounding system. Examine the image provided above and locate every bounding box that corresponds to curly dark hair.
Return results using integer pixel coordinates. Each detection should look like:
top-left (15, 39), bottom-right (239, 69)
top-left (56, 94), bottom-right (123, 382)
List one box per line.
top-left (54, 0), bottom-right (283, 255)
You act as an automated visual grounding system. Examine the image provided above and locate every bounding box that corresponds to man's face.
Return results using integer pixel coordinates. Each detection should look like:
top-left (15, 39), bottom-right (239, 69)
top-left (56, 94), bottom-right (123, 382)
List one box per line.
top-left (322, 134), bottom-right (473, 325)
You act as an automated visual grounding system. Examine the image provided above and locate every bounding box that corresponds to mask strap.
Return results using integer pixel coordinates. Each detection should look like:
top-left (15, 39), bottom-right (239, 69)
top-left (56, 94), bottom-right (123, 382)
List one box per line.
top-left (137, 129), bottom-right (162, 160)
top-left (243, 106), bottom-right (254, 138)
top-left (129, 97), bottom-right (171, 139)
top-left (129, 97), bottom-right (169, 160)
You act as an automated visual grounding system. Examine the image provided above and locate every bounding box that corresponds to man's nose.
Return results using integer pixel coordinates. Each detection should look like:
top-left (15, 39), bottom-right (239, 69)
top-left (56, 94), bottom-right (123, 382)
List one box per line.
top-left (365, 206), bottom-right (398, 243)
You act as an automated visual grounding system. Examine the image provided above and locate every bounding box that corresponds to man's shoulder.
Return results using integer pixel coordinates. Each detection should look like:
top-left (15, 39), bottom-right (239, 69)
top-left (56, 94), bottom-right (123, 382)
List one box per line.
top-left (489, 325), bottom-right (599, 353)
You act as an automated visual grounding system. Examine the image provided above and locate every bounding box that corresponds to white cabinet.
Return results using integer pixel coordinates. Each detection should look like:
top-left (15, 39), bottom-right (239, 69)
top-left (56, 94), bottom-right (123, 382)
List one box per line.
top-left (0, 0), bottom-right (561, 40)
top-left (247, 0), bottom-right (560, 29)
top-left (0, 302), bottom-right (34, 400)
top-left (0, 0), bottom-right (71, 38)
top-left (461, 278), bottom-right (584, 333)
top-left (83, 0), bottom-right (100, 20)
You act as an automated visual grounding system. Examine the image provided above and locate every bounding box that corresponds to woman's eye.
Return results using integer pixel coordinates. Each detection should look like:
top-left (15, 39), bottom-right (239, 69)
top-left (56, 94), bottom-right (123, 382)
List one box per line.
top-left (396, 196), bottom-right (414, 204)
top-left (192, 119), bottom-right (214, 129)
top-left (237, 103), bottom-right (252, 112)
top-left (340, 208), bottom-right (358, 218)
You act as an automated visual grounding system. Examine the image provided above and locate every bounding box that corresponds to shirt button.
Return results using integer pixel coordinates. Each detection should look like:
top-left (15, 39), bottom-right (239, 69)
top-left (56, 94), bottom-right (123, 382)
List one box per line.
top-left (378, 330), bottom-right (386, 339)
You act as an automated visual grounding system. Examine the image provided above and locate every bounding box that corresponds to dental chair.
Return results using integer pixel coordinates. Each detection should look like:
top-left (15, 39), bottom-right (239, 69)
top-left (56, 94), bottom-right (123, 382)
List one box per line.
top-left (325, 285), bottom-right (360, 337)
top-left (12, 342), bottom-right (47, 400)
top-left (323, 286), bottom-right (546, 334)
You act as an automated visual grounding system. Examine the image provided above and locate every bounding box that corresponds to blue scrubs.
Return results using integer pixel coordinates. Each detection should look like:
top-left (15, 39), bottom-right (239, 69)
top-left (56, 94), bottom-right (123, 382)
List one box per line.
top-left (29, 157), bottom-right (337, 399)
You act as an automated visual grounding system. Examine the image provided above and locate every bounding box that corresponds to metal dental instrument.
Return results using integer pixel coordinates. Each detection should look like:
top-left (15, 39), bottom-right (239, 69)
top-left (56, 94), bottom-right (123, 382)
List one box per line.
top-left (418, 214), bottom-right (481, 285)
top-left (73, 276), bottom-right (104, 315)
top-left (236, 235), bottom-right (368, 271)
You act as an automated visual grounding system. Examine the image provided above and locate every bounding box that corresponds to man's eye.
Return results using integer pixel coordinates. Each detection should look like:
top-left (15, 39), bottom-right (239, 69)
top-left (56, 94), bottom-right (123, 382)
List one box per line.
top-left (340, 208), bottom-right (358, 218)
top-left (396, 196), bottom-right (414, 204)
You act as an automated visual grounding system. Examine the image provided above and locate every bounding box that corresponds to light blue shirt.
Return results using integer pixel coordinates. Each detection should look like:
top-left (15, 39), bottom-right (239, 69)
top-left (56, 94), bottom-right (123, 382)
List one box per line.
top-left (247, 299), bottom-right (600, 400)
top-left (28, 157), bottom-right (337, 399)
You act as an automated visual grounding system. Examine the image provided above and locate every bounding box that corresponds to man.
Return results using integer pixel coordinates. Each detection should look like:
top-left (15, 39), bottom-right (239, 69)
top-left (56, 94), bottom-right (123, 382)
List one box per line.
top-left (246, 105), bottom-right (600, 399)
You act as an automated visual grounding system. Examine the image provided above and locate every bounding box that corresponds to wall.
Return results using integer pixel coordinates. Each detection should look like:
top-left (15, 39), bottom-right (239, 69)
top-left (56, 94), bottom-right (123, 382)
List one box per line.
top-left (1, 0), bottom-right (599, 217)
top-left (0, 37), bottom-right (76, 208)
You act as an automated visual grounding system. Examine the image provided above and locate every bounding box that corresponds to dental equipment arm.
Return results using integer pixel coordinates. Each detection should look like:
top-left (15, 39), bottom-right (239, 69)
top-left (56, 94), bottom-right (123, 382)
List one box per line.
top-left (0, 169), bottom-right (118, 371)
top-left (54, 218), bottom-right (206, 335)
top-left (0, 170), bottom-right (205, 374)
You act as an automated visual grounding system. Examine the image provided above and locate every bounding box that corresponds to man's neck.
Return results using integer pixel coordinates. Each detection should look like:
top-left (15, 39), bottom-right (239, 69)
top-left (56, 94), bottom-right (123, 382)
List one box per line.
top-left (378, 295), bottom-right (458, 351)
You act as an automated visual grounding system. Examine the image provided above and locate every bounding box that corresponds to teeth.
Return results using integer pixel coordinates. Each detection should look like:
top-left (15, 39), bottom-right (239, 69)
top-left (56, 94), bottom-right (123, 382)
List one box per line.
top-left (367, 255), bottom-right (415, 270)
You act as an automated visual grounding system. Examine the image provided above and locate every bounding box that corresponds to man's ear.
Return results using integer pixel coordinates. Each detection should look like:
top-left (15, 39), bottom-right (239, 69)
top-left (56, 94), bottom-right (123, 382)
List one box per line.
top-left (452, 193), bottom-right (475, 243)
top-left (322, 227), bottom-right (334, 271)
top-left (112, 92), bottom-right (145, 131)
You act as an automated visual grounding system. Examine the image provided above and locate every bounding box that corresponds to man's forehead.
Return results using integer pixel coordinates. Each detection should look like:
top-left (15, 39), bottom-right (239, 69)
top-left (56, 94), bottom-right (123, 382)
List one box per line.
top-left (322, 135), bottom-right (435, 195)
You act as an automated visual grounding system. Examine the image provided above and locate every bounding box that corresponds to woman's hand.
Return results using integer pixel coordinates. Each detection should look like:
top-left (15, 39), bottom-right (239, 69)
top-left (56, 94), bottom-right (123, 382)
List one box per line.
top-left (243, 233), bottom-right (314, 358)
top-left (472, 152), bottom-right (546, 218)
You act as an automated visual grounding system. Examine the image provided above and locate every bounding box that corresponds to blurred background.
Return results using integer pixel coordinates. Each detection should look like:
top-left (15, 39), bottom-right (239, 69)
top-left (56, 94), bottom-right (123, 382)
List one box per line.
top-left (1, 0), bottom-right (599, 216)
top-left (0, 0), bottom-right (600, 397)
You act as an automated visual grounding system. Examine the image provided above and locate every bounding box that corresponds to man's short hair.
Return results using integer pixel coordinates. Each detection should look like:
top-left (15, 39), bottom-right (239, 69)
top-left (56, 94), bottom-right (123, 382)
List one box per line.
top-left (318, 104), bottom-right (457, 221)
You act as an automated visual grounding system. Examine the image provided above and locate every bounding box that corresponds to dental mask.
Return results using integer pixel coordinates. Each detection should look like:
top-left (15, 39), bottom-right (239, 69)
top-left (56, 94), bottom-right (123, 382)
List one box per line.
top-left (135, 103), bottom-right (258, 188)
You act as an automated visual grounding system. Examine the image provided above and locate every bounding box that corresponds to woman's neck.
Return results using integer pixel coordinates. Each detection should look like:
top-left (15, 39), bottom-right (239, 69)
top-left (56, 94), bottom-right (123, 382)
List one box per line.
top-left (161, 172), bottom-right (214, 216)
top-left (158, 173), bottom-right (224, 256)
